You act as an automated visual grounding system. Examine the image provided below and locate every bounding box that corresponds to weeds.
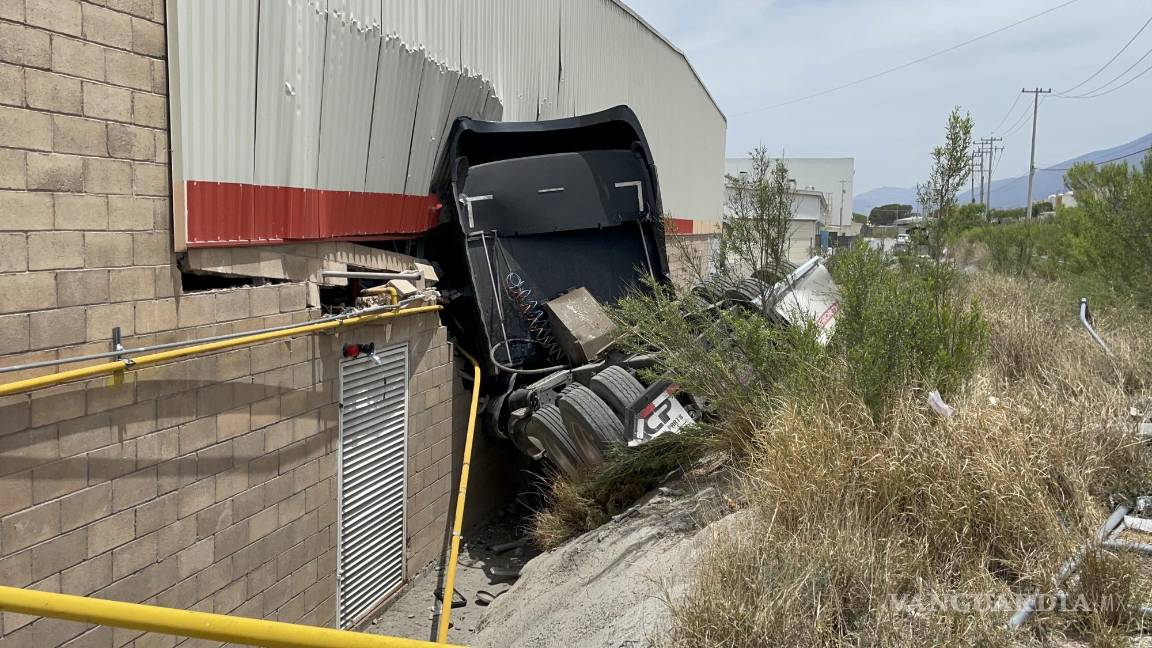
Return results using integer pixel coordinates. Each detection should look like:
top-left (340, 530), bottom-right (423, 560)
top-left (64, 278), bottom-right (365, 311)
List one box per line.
top-left (663, 272), bottom-right (1152, 647)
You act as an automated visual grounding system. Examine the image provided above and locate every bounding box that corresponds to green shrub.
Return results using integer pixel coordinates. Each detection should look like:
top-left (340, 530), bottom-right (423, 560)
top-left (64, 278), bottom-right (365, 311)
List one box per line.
top-left (829, 244), bottom-right (987, 417)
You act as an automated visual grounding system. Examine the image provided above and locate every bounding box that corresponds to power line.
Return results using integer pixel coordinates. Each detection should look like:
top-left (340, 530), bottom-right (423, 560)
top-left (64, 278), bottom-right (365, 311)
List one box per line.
top-left (1060, 57), bottom-right (1152, 99)
top-left (731, 0), bottom-right (1081, 116)
top-left (1055, 14), bottom-right (1152, 96)
top-left (999, 98), bottom-right (1039, 138)
top-left (989, 94), bottom-right (1023, 134)
top-left (1058, 44), bottom-right (1152, 98)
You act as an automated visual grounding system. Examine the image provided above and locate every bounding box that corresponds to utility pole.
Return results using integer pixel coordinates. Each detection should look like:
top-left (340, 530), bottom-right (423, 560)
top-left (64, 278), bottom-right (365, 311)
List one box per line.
top-left (985, 137), bottom-right (1002, 212)
top-left (838, 179), bottom-right (847, 228)
top-left (1022, 88), bottom-right (1051, 220)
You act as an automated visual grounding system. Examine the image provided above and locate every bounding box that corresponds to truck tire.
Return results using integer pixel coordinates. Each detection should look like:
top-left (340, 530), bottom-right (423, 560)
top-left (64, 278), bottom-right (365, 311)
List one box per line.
top-left (522, 405), bottom-right (586, 478)
top-left (590, 365), bottom-right (645, 421)
top-left (691, 276), bottom-right (735, 305)
top-left (559, 383), bottom-right (627, 454)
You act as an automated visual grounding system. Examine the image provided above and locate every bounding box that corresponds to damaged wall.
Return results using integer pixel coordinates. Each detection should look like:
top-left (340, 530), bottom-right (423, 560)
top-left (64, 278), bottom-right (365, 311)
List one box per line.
top-left (168, 0), bottom-right (726, 249)
top-left (0, 0), bottom-right (483, 640)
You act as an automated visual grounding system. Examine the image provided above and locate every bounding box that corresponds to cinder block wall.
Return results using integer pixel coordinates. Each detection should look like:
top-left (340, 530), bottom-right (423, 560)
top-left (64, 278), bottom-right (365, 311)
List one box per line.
top-left (0, 1), bottom-right (464, 644)
top-left (665, 233), bottom-right (718, 291)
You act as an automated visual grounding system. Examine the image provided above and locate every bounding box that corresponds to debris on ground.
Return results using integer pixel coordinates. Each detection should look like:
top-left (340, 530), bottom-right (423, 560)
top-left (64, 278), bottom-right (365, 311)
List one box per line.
top-left (367, 505), bottom-right (536, 644)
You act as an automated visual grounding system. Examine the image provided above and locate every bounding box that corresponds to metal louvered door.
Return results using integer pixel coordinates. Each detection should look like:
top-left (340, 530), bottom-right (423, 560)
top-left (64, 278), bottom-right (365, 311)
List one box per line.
top-left (337, 344), bottom-right (409, 628)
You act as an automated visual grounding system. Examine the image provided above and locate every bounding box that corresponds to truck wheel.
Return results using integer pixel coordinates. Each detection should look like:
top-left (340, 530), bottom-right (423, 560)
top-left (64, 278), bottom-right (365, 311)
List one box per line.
top-left (728, 277), bottom-right (774, 305)
top-left (559, 383), bottom-right (627, 453)
top-left (522, 405), bottom-right (586, 478)
top-left (691, 276), bottom-right (735, 305)
top-left (590, 366), bottom-right (645, 421)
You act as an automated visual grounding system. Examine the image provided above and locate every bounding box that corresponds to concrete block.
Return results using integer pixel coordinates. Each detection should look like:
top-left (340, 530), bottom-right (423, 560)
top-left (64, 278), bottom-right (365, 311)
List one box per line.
top-left (130, 16), bottom-right (164, 56)
top-left (0, 61), bottom-right (23, 107)
top-left (29, 304), bottom-right (85, 348)
top-left (60, 552), bottom-right (112, 596)
top-left (156, 516), bottom-right (195, 561)
top-left (58, 269), bottom-right (111, 308)
top-left (132, 90), bottom-right (165, 128)
top-left (107, 123), bottom-right (153, 161)
top-left (132, 161), bottom-right (168, 196)
top-left (0, 313), bottom-right (29, 354)
top-left (177, 417), bottom-right (217, 456)
top-left (51, 34), bottom-right (106, 81)
top-left (132, 230), bottom-right (169, 265)
top-left (32, 456), bottom-right (87, 503)
top-left (0, 189), bottom-right (53, 230)
top-left (85, 509), bottom-right (133, 555)
top-left (58, 411), bottom-right (113, 455)
top-left (55, 193), bottom-right (109, 230)
top-left (110, 466), bottom-right (157, 512)
top-left (28, 231), bottom-right (84, 270)
top-left (31, 528), bottom-right (87, 581)
top-left (84, 301), bottom-right (133, 341)
top-left (105, 194), bottom-right (153, 230)
top-left (105, 48), bottom-right (152, 91)
top-left (83, 81), bottom-right (132, 121)
top-left (53, 114), bottom-right (108, 156)
top-left (82, 3), bottom-right (132, 49)
top-left (107, 0), bottom-right (157, 20)
top-left (0, 104), bottom-right (52, 151)
top-left (112, 531), bottom-right (156, 579)
top-left (1, 500), bottom-right (60, 553)
top-left (0, 148), bottom-right (26, 190)
top-left (108, 266), bottom-right (155, 301)
top-left (176, 538), bottom-right (213, 579)
top-left (27, 152), bottom-right (84, 192)
top-left (26, 69), bottom-right (82, 114)
top-left (0, 271), bottom-right (56, 314)
top-left (215, 289), bottom-right (251, 322)
top-left (134, 297), bottom-right (176, 333)
top-left (60, 483), bottom-right (112, 532)
top-left (26, 0), bottom-right (83, 35)
top-left (84, 231), bottom-right (133, 267)
top-left (83, 157), bottom-right (132, 194)
top-left (0, 22), bottom-right (51, 69)
top-left (0, 232), bottom-right (28, 272)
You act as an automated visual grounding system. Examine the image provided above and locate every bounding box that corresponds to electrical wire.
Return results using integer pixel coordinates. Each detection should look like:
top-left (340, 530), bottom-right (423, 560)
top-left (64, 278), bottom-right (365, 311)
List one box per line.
top-left (1060, 57), bottom-right (1152, 99)
top-left (732, 0), bottom-right (1081, 116)
top-left (989, 94), bottom-right (1023, 135)
top-left (1058, 44), bottom-right (1152, 98)
top-left (1000, 98), bottom-right (1040, 139)
top-left (1056, 14), bottom-right (1152, 96)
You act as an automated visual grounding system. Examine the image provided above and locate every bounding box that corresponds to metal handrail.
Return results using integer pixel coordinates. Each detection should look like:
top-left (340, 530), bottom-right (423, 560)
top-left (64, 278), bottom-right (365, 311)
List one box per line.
top-left (0, 584), bottom-right (460, 647)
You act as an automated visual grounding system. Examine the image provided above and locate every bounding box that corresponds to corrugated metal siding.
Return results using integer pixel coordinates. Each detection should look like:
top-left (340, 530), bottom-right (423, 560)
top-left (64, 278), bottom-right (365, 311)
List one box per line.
top-left (254, 0), bottom-right (328, 189)
top-left (176, 0), bottom-right (257, 185)
top-left (170, 0), bottom-right (723, 246)
top-left (338, 345), bottom-right (409, 629)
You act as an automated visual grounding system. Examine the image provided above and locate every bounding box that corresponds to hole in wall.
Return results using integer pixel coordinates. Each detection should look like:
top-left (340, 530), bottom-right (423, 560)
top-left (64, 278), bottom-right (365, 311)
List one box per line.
top-left (180, 270), bottom-right (286, 293)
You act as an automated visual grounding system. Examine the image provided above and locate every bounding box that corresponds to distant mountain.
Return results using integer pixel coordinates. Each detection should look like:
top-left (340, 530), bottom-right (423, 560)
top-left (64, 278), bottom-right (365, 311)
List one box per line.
top-left (853, 132), bottom-right (1151, 213)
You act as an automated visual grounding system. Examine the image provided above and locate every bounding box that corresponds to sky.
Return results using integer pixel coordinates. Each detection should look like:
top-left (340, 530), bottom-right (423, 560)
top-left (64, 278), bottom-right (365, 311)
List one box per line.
top-left (624, 0), bottom-right (1152, 196)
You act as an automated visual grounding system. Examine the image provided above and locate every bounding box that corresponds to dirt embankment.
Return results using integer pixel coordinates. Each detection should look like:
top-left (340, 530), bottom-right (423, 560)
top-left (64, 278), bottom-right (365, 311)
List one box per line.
top-left (473, 475), bottom-right (739, 648)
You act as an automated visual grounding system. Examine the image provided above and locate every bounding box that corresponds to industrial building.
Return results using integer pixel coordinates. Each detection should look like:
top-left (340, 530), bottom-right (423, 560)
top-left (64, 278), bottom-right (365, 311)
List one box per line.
top-left (725, 156), bottom-right (856, 230)
top-left (0, 0), bottom-right (725, 643)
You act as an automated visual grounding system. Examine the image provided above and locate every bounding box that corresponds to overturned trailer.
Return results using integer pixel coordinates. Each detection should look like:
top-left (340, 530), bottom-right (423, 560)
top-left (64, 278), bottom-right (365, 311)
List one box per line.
top-left (418, 106), bottom-right (839, 477)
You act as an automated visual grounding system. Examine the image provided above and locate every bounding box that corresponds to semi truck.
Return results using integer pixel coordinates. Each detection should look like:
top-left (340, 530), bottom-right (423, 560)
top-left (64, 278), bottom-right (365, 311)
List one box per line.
top-left (396, 105), bottom-right (839, 478)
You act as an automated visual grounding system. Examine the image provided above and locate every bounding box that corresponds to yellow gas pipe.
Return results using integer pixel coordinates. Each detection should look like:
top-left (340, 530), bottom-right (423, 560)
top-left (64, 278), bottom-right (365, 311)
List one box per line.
top-left (435, 348), bottom-right (481, 643)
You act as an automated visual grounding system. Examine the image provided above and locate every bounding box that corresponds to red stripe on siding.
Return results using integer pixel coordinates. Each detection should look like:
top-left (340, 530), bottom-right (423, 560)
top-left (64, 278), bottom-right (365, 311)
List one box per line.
top-left (665, 217), bottom-right (694, 235)
top-left (185, 181), bottom-right (441, 247)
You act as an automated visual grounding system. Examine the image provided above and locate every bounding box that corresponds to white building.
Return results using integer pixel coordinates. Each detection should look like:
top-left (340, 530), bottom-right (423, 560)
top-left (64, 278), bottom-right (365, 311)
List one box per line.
top-left (725, 157), bottom-right (855, 231)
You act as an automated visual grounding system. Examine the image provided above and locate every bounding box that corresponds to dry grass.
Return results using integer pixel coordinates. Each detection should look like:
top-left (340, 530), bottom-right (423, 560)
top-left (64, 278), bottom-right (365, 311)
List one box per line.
top-left (530, 476), bottom-right (610, 549)
top-left (663, 273), bottom-right (1152, 647)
